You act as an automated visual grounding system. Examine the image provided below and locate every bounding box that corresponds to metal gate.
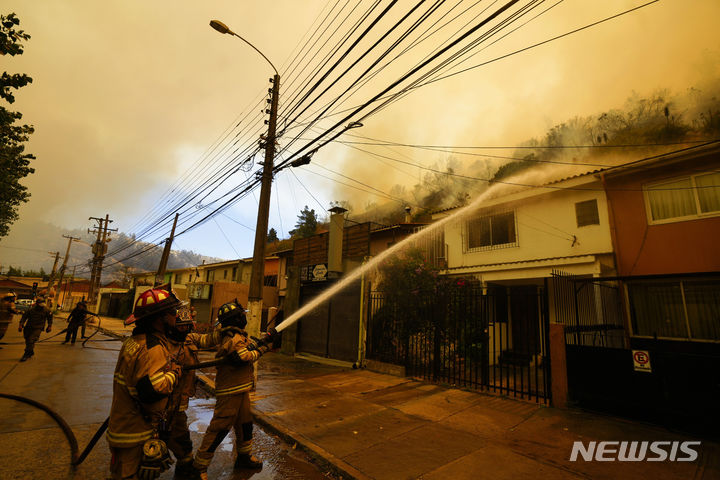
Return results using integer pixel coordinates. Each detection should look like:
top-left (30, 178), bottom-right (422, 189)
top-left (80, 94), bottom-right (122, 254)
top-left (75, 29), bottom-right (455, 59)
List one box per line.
top-left (551, 271), bottom-right (720, 436)
top-left (367, 284), bottom-right (550, 403)
top-left (297, 280), bottom-right (361, 362)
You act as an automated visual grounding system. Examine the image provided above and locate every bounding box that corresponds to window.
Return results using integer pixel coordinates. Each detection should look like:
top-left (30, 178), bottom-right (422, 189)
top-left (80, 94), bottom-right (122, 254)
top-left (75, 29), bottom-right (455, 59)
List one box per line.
top-left (175, 273), bottom-right (182, 284)
top-left (575, 199), bottom-right (599, 227)
top-left (628, 278), bottom-right (720, 341)
top-left (232, 267), bottom-right (237, 280)
top-left (223, 269), bottom-right (228, 279)
top-left (467, 211), bottom-right (517, 251)
top-left (206, 270), bottom-right (215, 282)
top-left (646, 172), bottom-right (720, 222)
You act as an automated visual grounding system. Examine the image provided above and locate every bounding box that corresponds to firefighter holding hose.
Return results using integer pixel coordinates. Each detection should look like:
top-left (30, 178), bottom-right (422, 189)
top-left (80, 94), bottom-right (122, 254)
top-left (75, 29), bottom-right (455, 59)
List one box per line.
top-left (190, 299), bottom-right (278, 479)
top-left (107, 287), bottom-right (186, 479)
top-left (165, 305), bottom-right (225, 479)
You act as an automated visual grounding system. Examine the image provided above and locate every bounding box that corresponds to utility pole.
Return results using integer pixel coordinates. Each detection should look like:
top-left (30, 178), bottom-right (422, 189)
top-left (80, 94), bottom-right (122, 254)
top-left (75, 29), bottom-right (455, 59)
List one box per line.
top-left (52, 235), bottom-right (80, 308)
top-left (246, 72), bottom-right (280, 337)
top-left (155, 213), bottom-right (179, 286)
top-left (46, 251), bottom-right (60, 289)
top-left (62, 265), bottom-right (77, 309)
top-left (88, 215), bottom-right (117, 304)
top-left (209, 19), bottom-right (279, 337)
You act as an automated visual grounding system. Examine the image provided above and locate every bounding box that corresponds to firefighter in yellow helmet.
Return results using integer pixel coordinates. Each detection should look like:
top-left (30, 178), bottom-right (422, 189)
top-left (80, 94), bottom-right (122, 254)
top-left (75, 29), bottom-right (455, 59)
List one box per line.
top-left (190, 299), bottom-right (278, 479)
top-left (107, 287), bottom-right (185, 480)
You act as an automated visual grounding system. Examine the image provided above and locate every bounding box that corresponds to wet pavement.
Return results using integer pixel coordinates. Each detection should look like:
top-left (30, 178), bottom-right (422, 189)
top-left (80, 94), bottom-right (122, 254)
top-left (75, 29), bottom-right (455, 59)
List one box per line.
top-left (7, 313), bottom-right (720, 480)
top-left (0, 314), bottom-right (338, 480)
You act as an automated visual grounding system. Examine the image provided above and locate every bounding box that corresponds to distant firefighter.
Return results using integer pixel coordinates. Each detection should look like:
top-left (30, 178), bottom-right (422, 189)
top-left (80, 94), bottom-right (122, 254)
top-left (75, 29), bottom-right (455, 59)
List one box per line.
top-left (0, 292), bottom-right (19, 346)
top-left (18, 296), bottom-right (53, 362)
top-left (63, 300), bottom-right (88, 345)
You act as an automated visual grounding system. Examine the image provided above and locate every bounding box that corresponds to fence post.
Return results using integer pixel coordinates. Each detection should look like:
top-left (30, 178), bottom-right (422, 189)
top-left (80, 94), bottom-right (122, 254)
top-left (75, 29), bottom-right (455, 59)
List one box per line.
top-left (549, 323), bottom-right (568, 408)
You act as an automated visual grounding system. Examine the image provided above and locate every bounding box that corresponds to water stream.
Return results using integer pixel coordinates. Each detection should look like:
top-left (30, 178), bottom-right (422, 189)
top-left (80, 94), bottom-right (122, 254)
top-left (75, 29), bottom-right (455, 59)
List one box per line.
top-left (276, 163), bottom-right (585, 333)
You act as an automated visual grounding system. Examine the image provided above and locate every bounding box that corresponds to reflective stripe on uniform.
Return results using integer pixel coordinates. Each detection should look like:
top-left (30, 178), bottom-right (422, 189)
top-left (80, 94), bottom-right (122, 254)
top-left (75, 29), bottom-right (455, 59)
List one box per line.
top-left (150, 371), bottom-right (177, 387)
top-left (236, 348), bottom-right (260, 362)
top-left (114, 373), bottom-right (138, 396)
top-left (106, 429), bottom-right (154, 445)
top-left (215, 381), bottom-right (253, 396)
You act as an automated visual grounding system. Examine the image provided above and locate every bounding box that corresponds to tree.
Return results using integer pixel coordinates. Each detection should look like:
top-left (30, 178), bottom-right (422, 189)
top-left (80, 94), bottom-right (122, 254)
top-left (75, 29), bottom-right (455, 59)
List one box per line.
top-left (0, 13), bottom-right (35, 238)
top-left (266, 227), bottom-right (279, 244)
top-left (289, 206), bottom-right (318, 239)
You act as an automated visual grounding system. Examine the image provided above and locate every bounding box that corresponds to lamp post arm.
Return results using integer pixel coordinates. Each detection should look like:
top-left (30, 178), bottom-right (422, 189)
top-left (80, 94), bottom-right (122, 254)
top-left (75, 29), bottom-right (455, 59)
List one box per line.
top-left (229, 32), bottom-right (278, 75)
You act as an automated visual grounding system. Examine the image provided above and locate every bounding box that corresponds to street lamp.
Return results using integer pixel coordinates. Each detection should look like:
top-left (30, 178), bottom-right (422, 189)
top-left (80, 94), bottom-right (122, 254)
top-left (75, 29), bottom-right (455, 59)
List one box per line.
top-left (210, 19), bottom-right (280, 337)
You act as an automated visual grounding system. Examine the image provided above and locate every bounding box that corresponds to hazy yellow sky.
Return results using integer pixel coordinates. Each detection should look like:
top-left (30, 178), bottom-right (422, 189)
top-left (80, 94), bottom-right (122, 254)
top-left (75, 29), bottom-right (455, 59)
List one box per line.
top-left (4, 0), bottom-right (720, 259)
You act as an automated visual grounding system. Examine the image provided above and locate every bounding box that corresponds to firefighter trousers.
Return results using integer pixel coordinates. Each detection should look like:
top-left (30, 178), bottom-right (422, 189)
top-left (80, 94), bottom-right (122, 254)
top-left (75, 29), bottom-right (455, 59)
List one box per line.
top-left (193, 391), bottom-right (253, 471)
top-left (109, 445), bottom-right (143, 480)
top-left (23, 327), bottom-right (42, 357)
top-left (167, 410), bottom-right (194, 466)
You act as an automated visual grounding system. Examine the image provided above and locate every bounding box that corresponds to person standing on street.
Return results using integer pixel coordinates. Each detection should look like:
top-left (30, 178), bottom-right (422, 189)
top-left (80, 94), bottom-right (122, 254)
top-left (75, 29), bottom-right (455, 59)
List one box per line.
top-left (165, 305), bottom-right (224, 480)
top-left (0, 292), bottom-right (19, 347)
top-left (191, 299), bottom-right (278, 479)
top-left (63, 300), bottom-right (88, 345)
top-left (18, 296), bottom-right (52, 362)
top-left (107, 288), bottom-right (185, 480)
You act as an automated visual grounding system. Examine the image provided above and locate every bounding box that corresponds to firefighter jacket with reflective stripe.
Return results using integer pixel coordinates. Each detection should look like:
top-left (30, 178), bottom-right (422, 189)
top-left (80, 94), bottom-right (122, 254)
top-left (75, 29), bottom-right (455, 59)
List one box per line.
top-left (173, 329), bottom-right (223, 412)
top-left (19, 305), bottom-right (52, 330)
top-left (107, 331), bottom-right (184, 447)
top-left (214, 331), bottom-right (269, 397)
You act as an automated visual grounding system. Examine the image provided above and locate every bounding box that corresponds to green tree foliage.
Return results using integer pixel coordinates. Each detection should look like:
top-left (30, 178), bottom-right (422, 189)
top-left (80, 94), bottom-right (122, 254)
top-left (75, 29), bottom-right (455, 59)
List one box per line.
top-left (266, 227), bottom-right (279, 244)
top-left (0, 13), bottom-right (34, 238)
top-left (3, 265), bottom-right (46, 278)
top-left (289, 205), bottom-right (318, 239)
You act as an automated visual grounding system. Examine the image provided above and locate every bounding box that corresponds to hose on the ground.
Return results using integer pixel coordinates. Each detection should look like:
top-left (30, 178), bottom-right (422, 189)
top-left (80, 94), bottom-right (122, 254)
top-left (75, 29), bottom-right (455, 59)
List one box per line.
top-left (0, 392), bottom-right (108, 466)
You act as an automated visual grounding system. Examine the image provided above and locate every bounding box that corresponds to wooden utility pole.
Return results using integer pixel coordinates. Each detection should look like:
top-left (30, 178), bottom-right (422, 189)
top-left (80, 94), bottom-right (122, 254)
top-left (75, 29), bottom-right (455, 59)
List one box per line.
top-left (46, 251), bottom-right (60, 290)
top-left (88, 215), bottom-right (117, 304)
top-left (155, 213), bottom-right (179, 286)
top-left (52, 235), bottom-right (80, 308)
top-left (247, 73), bottom-right (280, 337)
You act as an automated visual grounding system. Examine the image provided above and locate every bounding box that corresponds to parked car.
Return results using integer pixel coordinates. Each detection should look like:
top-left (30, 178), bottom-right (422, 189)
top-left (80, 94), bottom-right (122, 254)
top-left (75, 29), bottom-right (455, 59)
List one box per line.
top-left (15, 298), bottom-right (33, 313)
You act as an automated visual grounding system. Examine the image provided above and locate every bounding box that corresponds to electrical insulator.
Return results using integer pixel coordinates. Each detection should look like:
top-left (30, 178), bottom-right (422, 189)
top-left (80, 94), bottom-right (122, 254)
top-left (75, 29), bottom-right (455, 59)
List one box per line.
top-left (269, 78), bottom-right (274, 83)
top-left (264, 120), bottom-right (269, 125)
top-left (265, 109), bottom-right (271, 114)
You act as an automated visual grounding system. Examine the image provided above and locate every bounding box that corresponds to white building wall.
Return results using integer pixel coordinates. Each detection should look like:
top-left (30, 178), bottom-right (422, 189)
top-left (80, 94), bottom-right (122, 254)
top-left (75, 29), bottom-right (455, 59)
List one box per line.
top-left (442, 181), bottom-right (614, 272)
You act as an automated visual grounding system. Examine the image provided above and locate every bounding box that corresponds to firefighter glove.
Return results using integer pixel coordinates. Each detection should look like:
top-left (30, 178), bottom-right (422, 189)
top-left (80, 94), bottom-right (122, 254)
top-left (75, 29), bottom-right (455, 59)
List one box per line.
top-left (137, 439), bottom-right (173, 480)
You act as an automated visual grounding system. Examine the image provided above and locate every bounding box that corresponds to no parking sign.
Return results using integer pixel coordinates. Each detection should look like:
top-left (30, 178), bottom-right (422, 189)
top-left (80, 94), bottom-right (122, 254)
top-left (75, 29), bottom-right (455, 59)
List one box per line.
top-left (632, 350), bottom-right (652, 373)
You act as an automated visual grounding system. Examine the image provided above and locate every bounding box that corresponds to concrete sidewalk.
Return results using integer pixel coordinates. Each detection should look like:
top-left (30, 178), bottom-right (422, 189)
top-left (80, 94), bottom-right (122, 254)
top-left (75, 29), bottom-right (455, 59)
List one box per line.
top-left (92, 317), bottom-right (720, 480)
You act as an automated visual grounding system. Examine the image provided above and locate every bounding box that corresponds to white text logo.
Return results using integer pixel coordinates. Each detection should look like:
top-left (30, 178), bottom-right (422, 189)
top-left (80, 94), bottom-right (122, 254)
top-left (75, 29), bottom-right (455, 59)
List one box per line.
top-left (569, 441), bottom-right (700, 462)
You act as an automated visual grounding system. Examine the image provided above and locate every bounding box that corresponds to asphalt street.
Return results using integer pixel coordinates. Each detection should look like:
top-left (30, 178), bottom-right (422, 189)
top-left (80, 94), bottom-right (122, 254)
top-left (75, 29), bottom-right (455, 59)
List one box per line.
top-left (0, 315), bottom-right (336, 480)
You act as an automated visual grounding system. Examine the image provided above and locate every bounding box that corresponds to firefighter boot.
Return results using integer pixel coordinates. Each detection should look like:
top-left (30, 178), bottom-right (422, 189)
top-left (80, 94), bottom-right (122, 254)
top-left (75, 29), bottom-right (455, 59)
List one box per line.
top-left (173, 460), bottom-right (201, 480)
top-left (235, 453), bottom-right (263, 470)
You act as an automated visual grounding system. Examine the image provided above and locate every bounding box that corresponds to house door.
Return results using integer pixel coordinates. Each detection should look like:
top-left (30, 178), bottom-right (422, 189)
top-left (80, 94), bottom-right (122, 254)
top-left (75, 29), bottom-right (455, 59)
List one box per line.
top-left (510, 286), bottom-right (540, 357)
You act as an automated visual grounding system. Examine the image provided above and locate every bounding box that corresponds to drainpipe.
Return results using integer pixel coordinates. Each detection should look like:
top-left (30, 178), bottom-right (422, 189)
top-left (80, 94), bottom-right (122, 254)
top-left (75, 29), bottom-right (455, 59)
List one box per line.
top-left (355, 255), bottom-right (371, 369)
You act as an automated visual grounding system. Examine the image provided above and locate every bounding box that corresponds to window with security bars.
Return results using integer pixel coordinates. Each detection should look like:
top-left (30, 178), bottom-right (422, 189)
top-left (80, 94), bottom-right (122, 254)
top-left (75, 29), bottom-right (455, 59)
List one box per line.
top-left (645, 171), bottom-right (720, 223)
top-left (575, 199), bottom-right (600, 227)
top-left (627, 278), bottom-right (720, 341)
top-left (466, 211), bottom-right (517, 251)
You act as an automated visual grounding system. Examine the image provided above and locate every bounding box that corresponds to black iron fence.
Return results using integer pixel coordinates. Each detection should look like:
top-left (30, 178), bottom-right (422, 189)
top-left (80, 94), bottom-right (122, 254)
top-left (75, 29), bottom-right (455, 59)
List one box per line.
top-left (367, 285), bottom-right (550, 403)
top-left (551, 270), bottom-right (626, 348)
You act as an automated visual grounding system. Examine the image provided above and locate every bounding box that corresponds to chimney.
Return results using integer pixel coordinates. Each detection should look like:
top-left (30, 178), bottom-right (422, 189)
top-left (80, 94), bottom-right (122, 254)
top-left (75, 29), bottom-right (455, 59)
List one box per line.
top-left (328, 206), bottom-right (347, 273)
top-left (404, 206), bottom-right (412, 223)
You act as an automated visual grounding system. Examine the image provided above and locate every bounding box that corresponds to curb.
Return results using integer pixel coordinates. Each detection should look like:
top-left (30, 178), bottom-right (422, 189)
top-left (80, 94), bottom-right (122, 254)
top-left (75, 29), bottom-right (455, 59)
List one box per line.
top-left (252, 413), bottom-right (372, 480)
